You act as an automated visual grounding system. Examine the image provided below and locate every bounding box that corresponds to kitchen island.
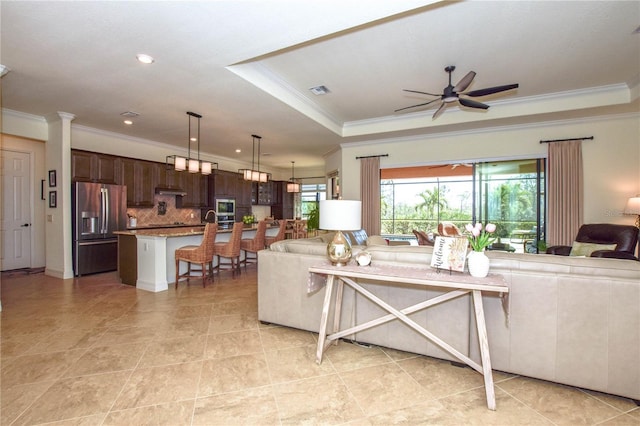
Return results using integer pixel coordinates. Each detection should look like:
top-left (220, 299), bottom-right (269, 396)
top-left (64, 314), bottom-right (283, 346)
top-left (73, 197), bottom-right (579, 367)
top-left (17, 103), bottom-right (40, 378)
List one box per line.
top-left (116, 224), bottom-right (278, 292)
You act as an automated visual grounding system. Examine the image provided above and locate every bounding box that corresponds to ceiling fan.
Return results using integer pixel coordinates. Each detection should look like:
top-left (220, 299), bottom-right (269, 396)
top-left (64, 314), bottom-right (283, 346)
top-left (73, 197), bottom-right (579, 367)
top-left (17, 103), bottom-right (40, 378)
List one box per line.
top-left (396, 65), bottom-right (519, 119)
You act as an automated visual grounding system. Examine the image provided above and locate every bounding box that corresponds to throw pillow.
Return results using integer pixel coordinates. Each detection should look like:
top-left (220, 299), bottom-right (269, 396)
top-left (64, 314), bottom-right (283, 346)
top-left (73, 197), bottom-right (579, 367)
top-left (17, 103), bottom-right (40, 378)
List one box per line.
top-left (569, 241), bottom-right (616, 257)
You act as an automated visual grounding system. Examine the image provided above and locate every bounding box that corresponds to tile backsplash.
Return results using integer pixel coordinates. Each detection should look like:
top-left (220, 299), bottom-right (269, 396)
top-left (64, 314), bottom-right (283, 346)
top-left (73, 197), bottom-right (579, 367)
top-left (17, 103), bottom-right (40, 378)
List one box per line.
top-left (126, 195), bottom-right (202, 226)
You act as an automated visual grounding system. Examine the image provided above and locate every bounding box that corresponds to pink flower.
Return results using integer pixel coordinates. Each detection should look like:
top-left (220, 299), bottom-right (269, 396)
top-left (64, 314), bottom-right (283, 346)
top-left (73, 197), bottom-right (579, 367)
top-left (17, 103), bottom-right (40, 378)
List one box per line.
top-left (474, 223), bottom-right (483, 231)
top-left (471, 227), bottom-right (480, 237)
top-left (465, 224), bottom-right (474, 233)
top-left (485, 223), bottom-right (496, 233)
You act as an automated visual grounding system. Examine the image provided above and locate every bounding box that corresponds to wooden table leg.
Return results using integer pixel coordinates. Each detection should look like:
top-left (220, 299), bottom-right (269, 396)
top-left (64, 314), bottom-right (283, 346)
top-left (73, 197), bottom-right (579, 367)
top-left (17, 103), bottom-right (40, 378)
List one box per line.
top-left (331, 278), bottom-right (344, 345)
top-left (472, 289), bottom-right (496, 410)
top-left (316, 274), bottom-right (335, 364)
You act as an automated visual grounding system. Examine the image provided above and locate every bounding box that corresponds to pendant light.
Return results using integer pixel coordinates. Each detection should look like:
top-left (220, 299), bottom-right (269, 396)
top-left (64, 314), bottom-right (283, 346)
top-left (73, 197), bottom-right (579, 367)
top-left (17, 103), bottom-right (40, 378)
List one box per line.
top-left (239, 134), bottom-right (270, 182)
top-left (287, 161), bottom-right (301, 193)
top-left (166, 111), bottom-right (214, 175)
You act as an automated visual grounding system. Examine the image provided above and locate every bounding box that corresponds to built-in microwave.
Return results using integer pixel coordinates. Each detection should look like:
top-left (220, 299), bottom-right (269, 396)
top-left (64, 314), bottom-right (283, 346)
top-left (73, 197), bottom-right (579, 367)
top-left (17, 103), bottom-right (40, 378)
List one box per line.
top-left (216, 199), bottom-right (235, 215)
top-left (215, 199), bottom-right (235, 229)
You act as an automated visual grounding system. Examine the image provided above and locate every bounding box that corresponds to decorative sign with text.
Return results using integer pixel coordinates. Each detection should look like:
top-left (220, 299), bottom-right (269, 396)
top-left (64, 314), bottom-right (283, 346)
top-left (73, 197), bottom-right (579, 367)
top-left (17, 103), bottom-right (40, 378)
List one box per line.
top-left (430, 236), bottom-right (468, 272)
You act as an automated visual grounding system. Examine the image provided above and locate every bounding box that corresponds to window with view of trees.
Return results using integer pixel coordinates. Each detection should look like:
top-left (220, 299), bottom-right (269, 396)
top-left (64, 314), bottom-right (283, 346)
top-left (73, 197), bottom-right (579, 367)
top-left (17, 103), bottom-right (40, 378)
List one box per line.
top-left (381, 159), bottom-right (545, 252)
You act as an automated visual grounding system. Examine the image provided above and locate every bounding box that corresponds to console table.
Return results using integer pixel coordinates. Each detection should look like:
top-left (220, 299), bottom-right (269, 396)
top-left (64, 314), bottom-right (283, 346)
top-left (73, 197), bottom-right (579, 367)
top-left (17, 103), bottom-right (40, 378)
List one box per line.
top-left (309, 262), bottom-right (508, 410)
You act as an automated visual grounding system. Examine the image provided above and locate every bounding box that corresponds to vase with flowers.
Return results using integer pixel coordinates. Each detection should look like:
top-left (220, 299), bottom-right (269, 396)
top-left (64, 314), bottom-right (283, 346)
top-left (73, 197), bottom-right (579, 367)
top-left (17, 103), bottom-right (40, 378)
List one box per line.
top-left (465, 222), bottom-right (497, 277)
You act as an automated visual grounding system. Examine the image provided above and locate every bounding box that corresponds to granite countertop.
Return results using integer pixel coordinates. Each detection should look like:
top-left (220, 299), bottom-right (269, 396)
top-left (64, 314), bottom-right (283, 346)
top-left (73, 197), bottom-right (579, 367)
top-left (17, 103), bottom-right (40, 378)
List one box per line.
top-left (115, 223), bottom-right (270, 238)
top-left (125, 223), bottom-right (206, 230)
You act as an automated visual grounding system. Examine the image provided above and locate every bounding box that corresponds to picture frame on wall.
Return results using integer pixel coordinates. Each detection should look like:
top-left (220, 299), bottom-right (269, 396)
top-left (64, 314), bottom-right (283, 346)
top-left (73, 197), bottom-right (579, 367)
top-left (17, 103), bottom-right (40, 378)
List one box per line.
top-left (49, 191), bottom-right (57, 208)
top-left (48, 170), bottom-right (57, 187)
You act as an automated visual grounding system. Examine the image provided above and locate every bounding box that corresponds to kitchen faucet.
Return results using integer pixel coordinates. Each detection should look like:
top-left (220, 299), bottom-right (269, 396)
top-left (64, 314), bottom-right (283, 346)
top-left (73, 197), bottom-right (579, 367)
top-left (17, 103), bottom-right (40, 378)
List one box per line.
top-left (204, 209), bottom-right (217, 222)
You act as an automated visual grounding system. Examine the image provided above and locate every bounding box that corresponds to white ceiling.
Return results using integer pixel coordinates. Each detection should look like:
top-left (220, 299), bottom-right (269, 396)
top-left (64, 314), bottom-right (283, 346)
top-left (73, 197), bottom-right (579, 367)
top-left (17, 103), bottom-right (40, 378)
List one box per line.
top-left (1, 1), bottom-right (639, 172)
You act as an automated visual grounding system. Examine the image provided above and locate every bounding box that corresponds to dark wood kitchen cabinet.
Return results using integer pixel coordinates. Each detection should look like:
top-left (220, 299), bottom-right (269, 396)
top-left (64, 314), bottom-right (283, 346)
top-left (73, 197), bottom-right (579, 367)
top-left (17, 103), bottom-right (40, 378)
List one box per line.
top-left (71, 150), bottom-right (118, 184)
top-left (176, 172), bottom-right (207, 208)
top-left (271, 181), bottom-right (294, 219)
top-left (155, 163), bottom-right (185, 191)
top-left (251, 181), bottom-right (273, 205)
top-left (205, 170), bottom-right (239, 205)
top-left (120, 158), bottom-right (155, 207)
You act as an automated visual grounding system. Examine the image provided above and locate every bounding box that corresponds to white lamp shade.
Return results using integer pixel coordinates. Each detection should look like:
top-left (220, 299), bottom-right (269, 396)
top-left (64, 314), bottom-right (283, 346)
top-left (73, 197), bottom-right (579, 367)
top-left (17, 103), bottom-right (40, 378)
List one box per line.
top-left (259, 172), bottom-right (268, 183)
top-left (319, 200), bottom-right (362, 231)
top-left (624, 196), bottom-right (640, 215)
top-left (201, 161), bottom-right (212, 175)
top-left (287, 182), bottom-right (300, 193)
top-left (174, 156), bottom-right (186, 171)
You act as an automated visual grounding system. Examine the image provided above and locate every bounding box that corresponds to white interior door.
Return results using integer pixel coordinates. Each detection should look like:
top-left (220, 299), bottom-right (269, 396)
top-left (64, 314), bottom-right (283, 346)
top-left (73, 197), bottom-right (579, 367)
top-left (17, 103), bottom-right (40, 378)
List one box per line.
top-left (1, 149), bottom-right (32, 271)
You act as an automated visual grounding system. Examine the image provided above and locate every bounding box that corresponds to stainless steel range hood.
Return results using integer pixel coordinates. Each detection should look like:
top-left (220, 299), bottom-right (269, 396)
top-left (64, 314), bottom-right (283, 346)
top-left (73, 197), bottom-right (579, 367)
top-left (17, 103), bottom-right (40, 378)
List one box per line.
top-left (155, 187), bottom-right (187, 196)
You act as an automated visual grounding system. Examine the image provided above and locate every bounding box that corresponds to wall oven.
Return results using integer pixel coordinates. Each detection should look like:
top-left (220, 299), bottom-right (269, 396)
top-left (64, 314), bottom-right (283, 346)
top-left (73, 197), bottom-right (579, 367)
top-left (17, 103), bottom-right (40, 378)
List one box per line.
top-left (215, 198), bottom-right (235, 229)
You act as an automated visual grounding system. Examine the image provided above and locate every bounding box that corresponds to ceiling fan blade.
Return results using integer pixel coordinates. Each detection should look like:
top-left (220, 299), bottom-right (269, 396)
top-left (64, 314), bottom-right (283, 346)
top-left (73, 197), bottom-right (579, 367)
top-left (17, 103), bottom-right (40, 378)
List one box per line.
top-left (453, 71), bottom-right (476, 92)
top-left (466, 83), bottom-right (519, 97)
top-left (394, 98), bottom-right (441, 112)
top-left (432, 102), bottom-right (447, 119)
top-left (402, 89), bottom-right (442, 97)
top-left (459, 98), bottom-right (489, 110)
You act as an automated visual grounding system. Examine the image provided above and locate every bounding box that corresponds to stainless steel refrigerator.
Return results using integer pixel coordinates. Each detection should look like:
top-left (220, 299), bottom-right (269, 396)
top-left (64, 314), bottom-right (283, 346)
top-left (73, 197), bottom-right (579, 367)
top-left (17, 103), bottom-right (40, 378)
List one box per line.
top-left (72, 182), bottom-right (127, 276)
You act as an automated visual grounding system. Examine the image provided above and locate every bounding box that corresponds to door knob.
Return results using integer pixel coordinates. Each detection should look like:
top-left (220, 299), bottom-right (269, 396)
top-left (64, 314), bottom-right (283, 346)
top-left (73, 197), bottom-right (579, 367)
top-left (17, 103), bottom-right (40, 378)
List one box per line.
top-left (21, 223), bottom-right (31, 227)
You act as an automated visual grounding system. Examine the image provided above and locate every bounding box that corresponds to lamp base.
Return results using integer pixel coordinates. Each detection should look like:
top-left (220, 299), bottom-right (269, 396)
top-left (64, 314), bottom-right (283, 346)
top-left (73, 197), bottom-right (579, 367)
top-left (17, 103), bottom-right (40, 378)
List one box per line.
top-left (326, 230), bottom-right (353, 266)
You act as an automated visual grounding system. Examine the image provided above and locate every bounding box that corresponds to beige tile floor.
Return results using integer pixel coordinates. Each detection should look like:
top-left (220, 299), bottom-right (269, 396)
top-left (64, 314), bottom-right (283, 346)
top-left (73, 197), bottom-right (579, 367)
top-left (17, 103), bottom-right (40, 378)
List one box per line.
top-left (1, 268), bottom-right (639, 425)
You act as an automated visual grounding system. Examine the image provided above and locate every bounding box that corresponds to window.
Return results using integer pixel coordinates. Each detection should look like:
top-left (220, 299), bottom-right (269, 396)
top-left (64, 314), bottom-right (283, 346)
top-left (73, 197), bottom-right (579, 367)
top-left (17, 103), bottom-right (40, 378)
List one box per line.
top-left (300, 183), bottom-right (326, 220)
top-left (381, 159), bottom-right (545, 252)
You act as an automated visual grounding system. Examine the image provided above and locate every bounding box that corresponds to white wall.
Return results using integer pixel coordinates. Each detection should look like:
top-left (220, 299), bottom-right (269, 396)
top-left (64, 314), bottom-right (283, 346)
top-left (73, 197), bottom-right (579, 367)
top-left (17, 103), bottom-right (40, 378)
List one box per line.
top-left (339, 113), bottom-right (640, 226)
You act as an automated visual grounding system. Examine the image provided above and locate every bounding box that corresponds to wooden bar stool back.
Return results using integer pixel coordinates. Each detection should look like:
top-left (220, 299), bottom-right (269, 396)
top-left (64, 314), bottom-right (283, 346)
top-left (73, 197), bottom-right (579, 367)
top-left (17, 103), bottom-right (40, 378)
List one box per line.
top-left (213, 222), bottom-right (243, 277)
top-left (264, 219), bottom-right (286, 248)
top-left (174, 223), bottom-right (218, 288)
top-left (240, 220), bottom-right (267, 268)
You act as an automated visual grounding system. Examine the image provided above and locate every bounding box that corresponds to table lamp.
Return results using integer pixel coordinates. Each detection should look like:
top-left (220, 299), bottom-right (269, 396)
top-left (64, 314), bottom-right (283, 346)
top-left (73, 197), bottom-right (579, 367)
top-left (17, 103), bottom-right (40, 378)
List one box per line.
top-left (319, 200), bottom-right (362, 266)
top-left (624, 195), bottom-right (640, 228)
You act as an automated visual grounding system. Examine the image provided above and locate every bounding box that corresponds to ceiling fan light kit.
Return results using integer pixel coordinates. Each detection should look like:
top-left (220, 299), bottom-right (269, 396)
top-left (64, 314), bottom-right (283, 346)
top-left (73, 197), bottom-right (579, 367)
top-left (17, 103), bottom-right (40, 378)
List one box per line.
top-left (396, 65), bottom-right (519, 119)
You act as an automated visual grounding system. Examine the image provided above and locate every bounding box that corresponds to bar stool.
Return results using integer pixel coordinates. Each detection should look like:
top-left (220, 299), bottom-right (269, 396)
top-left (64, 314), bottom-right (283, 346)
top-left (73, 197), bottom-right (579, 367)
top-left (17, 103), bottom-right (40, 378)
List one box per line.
top-left (293, 219), bottom-right (307, 239)
top-left (240, 220), bottom-right (267, 269)
top-left (213, 222), bottom-right (243, 277)
top-left (265, 219), bottom-right (286, 248)
top-left (175, 223), bottom-right (217, 288)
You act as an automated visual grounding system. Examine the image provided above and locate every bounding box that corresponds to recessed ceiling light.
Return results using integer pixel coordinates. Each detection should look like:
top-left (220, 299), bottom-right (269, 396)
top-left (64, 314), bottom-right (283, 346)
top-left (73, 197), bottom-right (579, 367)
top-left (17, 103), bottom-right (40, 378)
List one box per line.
top-left (136, 53), bottom-right (155, 64)
top-left (124, 120), bottom-right (133, 125)
top-left (235, 149), bottom-right (241, 153)
top-left (120, 111), bottom-right (140, 117)
top-left (309, 85), bottom-right (330, 95)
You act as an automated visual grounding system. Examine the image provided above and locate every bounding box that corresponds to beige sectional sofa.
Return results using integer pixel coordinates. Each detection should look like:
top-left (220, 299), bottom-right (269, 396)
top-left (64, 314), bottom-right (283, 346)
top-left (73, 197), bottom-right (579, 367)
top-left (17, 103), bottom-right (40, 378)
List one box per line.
top-left (257, 235), bottom-right (640, 401)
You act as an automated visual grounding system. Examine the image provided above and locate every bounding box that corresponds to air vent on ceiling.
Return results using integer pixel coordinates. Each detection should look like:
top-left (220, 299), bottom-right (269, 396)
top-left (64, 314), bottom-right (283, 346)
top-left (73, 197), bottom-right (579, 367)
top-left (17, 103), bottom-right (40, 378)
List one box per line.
top-left (120, 111), bottom-right (140, 117)
top-left (309, 85), bottom-right (330, 96)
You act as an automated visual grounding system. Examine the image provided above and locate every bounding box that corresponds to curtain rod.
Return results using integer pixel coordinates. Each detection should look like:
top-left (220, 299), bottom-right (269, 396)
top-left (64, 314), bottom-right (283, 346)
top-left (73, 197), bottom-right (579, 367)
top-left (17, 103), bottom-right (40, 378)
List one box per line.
top-left (355, 154), bottom-right (389, 159)
top-left (539, 136), bottom-right (594, 144)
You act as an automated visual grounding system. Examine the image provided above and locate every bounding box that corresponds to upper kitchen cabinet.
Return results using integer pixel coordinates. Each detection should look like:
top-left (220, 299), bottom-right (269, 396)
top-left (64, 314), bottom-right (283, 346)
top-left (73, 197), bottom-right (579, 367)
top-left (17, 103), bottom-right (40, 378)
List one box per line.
top-left (71, 150), bottom-right (118, 184)
top-left (120, 158), bottom-right (155, 207)
top-left (251, 181), bottom-right (273, 205)
top-left (155, 163), bottom-right (185, 191)
top-left (206, 169), bottom-right (238, 204)
top-left (176, 172), bottom-right (207, 208)
top-left (236, 178), bottom-right (252, 208)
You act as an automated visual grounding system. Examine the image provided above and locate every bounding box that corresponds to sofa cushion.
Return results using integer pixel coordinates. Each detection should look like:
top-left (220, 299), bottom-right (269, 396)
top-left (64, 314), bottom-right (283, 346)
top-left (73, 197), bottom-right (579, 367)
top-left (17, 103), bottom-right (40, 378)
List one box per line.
top-left (569, 241), bottom-right (616, 257)
top-left (366, 235), bottom-right (388, 246)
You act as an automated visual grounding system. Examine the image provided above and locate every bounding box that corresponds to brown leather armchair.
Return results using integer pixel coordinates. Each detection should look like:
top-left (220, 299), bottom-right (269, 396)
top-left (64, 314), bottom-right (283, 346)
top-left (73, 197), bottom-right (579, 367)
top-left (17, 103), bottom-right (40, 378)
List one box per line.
top-left (546, 223), bottom-right (638, 260)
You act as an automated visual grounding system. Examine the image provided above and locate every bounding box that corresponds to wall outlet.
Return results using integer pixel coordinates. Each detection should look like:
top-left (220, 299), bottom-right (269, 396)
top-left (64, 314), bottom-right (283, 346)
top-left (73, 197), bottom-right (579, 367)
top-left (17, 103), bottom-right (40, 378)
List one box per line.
top-left (47, 214), bottom-right (53, 222)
